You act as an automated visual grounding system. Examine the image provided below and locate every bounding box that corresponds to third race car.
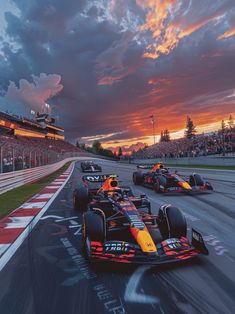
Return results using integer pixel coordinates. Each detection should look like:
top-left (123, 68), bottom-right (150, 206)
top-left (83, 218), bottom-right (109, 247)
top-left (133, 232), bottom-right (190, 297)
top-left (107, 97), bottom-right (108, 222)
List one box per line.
top-left (133, 162), bottom-right (213, 193)
top-left (81, 160), bottom-right (102, 173)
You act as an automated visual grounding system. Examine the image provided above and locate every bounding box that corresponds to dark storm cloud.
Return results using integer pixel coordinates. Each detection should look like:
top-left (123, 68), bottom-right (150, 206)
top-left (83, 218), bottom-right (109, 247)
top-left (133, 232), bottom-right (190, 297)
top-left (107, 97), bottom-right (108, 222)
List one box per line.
top-left (0, 0), bottom-right (235, 144)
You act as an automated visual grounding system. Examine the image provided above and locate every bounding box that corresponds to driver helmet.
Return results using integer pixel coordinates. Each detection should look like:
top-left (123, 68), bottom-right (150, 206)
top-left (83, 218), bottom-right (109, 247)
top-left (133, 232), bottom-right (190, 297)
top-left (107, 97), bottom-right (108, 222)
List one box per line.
top-left (151, 162), bottom-right (164, 172)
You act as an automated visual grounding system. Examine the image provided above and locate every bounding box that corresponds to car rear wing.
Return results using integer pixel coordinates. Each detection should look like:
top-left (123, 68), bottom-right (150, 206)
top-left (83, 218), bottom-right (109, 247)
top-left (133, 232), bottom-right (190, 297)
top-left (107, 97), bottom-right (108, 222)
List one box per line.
top-left (191, 229), bottom-right (209, 255)
top-left (82, 174), bottom-right (118, 183)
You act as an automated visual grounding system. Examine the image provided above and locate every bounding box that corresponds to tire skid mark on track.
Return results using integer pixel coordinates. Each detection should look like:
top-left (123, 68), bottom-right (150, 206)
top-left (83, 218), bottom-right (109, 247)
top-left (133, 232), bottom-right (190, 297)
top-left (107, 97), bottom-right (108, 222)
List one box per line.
top-left (156, 272), bottom-right (214, 314)
top-left (213, 190), bottom-right (235, 201)
top-left (204, 178), bottom-right (235, 184)
top-left (203, 234), bottom-right (235, 262)
top-left (194, 195), bottom-right (235, 220)
top-left (198, 258), bottom-right (235, 303)
top-left (155, 265), bottom-right (234, 314)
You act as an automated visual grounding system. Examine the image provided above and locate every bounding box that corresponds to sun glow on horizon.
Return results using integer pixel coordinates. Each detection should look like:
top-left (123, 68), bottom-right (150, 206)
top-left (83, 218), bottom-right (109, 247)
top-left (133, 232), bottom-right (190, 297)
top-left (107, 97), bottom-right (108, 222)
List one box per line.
top-left (101, 118), bottom-right (232, 152)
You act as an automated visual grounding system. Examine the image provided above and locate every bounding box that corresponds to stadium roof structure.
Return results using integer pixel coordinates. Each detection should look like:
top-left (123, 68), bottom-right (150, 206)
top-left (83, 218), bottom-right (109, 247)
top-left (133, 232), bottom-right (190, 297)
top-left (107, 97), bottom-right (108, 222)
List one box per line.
top-left (0, 111), bottom-right (64, 140)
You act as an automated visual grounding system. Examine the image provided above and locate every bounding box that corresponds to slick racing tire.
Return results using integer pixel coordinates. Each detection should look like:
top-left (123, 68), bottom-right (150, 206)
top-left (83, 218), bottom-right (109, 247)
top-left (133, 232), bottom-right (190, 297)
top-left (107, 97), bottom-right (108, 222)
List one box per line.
top-left (73, 187), bottom-right (89, 212)
top-left (189, 173), bottom-right (204, 187)
top-left (158, 205), bottom-right (187, 239)
top-left (133, 172), bottom-right (144, 185)
top-left (154, 180), bottom-right (161, 193)
top-left (154, 176), bottom-right (166, 193)
top-left (83, 210), bottom-right (105, 243)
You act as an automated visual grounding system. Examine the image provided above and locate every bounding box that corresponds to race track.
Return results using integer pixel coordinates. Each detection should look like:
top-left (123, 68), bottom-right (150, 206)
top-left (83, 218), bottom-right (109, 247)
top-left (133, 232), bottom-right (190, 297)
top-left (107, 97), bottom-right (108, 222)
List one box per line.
top-left (0, 159), bottom-right (234, 314)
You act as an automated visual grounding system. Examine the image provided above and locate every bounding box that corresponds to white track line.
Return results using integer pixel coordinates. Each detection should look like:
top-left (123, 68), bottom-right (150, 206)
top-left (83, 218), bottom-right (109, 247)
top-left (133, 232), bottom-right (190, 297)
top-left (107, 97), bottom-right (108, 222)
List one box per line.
top-left (0, 244), bottom-right (11, 256)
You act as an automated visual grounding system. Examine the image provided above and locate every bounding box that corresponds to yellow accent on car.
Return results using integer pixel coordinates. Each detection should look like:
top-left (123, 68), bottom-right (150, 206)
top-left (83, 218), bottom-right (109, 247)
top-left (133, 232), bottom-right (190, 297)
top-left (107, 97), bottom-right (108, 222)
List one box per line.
top-left (136, 229), bottom-right (157, 253)
top-left (179, 181), bottom-right (192, 190)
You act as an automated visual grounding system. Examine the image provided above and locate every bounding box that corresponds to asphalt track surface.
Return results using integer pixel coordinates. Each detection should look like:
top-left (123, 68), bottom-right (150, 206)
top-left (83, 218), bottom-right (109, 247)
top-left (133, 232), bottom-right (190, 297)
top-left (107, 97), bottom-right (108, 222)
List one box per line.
top-left (0, 159), bottom-right (235, 314)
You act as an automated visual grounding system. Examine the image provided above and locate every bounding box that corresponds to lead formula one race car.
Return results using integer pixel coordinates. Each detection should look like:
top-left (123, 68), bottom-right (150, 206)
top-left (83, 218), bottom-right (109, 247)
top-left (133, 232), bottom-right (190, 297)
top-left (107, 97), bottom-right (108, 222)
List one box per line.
top-left (73, 174), bottom-right (208, 265)
top-left (133, 162), bottom-right (213, 194)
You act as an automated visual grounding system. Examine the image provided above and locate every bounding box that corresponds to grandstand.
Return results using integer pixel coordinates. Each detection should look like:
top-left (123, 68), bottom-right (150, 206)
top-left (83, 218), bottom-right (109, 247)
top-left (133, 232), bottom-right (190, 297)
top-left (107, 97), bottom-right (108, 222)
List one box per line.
top-left (0, 110), bottom-right (82, 173)
top-left (132, 128), bottom-right (235, 160)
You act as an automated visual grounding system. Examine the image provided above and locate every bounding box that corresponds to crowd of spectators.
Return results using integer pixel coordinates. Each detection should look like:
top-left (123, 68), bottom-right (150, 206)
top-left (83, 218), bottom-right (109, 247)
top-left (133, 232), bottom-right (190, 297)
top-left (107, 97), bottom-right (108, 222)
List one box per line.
top-left (132, 127), bottom-right (235, 159)
top-left (0, 132), bottom-right (82, 173)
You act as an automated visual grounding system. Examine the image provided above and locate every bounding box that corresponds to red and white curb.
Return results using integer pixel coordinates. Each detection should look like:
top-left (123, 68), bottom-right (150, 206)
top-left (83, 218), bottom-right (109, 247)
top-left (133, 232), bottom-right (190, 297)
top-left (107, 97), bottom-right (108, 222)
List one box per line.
top-left (0, 162), bottom-right (75, 271)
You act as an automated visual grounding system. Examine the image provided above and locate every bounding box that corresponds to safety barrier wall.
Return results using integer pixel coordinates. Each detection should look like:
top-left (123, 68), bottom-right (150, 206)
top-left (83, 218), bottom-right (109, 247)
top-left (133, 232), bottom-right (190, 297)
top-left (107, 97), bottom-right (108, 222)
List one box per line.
top-left (0, 157), bottom-right (82, 195)
top-left (0, 153), bottom-right (117, 195)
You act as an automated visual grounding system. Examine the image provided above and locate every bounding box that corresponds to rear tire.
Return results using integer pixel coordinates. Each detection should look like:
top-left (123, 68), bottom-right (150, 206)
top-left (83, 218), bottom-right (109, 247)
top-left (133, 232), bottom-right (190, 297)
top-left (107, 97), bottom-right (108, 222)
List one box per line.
top-left (158, 205), bottom-right (187, 239)
top-left (133, 172), bottom-right (144, 185)
top-left (73, 187), bottom-right (89, 211)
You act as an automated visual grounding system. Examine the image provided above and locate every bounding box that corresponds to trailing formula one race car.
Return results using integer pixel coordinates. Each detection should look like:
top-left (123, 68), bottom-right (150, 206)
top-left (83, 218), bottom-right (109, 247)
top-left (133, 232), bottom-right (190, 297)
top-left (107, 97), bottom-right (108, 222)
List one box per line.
top-left (81, 160), bottom-right (102, 173)
top-left (73, 174), bottom-right (208, 265)
top-left (133, 163), bottom-right (213, 194)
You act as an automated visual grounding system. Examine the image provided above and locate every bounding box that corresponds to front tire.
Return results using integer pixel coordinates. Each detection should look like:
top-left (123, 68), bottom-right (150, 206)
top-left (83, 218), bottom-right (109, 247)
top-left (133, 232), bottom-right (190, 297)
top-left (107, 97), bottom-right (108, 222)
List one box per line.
top-left (83, 210), bottom-right (105, 242)
top-left (154, 176), bottom-right (166, 193)
top-left (158, 205), bottom-right (187, 239)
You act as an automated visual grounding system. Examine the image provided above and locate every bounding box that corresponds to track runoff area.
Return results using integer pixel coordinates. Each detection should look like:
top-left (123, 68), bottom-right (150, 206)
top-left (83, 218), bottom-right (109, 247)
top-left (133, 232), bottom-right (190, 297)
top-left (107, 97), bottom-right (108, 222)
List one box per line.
top-left (0, 159), bottom-right (234, 314)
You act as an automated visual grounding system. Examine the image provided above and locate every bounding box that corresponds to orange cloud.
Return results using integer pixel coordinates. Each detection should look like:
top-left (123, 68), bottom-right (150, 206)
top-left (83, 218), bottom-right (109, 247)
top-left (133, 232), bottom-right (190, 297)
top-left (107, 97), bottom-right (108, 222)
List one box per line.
top-left (138, 0), bottom-right (175, 59)
top-left (138, 0), bottom-right (224, 59)
top-left (178, 16), bottom-right (216, 39)
top-left (218, 27), bottom-right (235, 40)
top-left (97, 70), bottom-right (130, 86)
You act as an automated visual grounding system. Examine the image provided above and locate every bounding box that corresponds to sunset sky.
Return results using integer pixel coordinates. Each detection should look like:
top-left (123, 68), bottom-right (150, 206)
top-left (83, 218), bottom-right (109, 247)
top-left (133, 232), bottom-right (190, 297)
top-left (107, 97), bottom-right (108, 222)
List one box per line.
top-left (0, 0), bottom-right (235, 148)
